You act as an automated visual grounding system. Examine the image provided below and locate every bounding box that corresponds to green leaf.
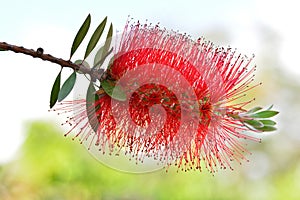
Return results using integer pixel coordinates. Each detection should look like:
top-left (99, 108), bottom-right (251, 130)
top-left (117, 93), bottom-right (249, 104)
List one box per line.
top-left (250, 110), bottom-right (279, 118)
top-left (86, 81), bottom-right (99, 132)
top-left (101, 80), bottom-right (126, 101)
top-left (50, 70), bottom-right (61, 108)
top-left (246, 106), bottom-right (263, 114)
top-left (267, 104), bottom-right (274, 110)
top-left (93, 46), bottom-right (113, 69)
top-left (84, 16), bottom-right (107, 59)
top-left (57, 71), bottom-right (77, 102)
top-left (104, 23), bottom-right (113, 53)
top-left (70, 14), bottom-right (91, 59)
top-left (260, 120), bottom-right (277, 126)
top-left (93, 46), bottom-right (104, 66)
top-left (92, 23), bottom-right (113, 69)
top-left (244, 119), bottom-right (264, 128)
top-left (256, 126), bottom-right (277, 132)
top-left (86, 81), bottom-right (97, 103)
top-left (75, 60), bottom-right (90, 74)
top-left (0, 48), bottom-right (6, 51)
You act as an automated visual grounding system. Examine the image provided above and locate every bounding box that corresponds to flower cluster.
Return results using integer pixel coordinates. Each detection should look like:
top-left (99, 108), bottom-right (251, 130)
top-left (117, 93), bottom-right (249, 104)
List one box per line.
top-left (54, 20), bottom-right (278, 173)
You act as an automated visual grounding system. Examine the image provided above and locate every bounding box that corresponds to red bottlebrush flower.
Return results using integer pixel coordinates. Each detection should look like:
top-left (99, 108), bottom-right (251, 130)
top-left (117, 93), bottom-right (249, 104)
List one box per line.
top-left (53, 20), bottom-right (278, 173)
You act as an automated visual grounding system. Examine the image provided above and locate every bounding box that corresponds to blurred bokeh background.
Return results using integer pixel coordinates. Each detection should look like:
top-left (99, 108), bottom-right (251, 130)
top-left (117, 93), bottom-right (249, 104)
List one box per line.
top-left (1, 0), bottom-right (299, 199)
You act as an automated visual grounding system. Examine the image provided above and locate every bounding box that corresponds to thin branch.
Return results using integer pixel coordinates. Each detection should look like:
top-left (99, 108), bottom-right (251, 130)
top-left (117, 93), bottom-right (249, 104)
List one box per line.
top-left (0, 41), bottom-right (103, 80)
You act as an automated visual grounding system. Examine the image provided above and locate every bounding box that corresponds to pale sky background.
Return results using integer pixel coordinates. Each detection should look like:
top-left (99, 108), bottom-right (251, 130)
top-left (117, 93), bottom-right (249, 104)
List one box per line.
top-left (0, 0), bottom-right (299, 163)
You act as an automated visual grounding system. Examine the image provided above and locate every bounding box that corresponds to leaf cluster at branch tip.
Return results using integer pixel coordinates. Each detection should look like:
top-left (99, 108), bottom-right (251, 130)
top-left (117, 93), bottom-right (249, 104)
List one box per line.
top-left (242, 105), bottom-right (279, 132)
top-left (50, 14), bottom-right (113, 108)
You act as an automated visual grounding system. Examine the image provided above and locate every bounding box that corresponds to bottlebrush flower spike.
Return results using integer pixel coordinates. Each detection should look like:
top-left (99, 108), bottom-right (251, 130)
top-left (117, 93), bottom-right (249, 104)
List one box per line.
top-left (53, 20), bottom-right (278, 173)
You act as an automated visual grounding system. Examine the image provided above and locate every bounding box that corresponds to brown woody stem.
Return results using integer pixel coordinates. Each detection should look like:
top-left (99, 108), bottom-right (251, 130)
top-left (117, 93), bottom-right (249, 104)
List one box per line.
top-left (0, 41), bottom-right (103, 80)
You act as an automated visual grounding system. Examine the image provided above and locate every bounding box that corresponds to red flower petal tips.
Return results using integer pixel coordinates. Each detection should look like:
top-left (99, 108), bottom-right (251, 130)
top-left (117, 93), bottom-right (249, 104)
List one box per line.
top-left (53, 20), bottom-right (278, 173)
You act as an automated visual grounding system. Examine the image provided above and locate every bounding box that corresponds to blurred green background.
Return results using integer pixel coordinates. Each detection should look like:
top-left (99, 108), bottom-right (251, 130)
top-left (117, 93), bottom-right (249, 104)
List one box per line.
top-left (1, 113), bottom-right (298, 200)
top-left (1, 0), bottom-right (300, 199)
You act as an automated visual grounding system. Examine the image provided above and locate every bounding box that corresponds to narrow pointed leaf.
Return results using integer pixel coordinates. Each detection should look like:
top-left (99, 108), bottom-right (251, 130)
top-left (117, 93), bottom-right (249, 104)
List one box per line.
top-left (267, 104), bottom-right (274, 110)
top-left (93, 46), bottom-right (113, 69)
top-left (84, 16), bottom-right (107, 59)
top-left (250, 110), bottom-right (279, 118)
top-left (246, 106), bottom-right (263, 114)
top-left (93, 46), bottom-right (104, 67)
top-left (256, 126), bottom-right (277, 132)
top-left (260, 120), bottom-right (277, 126)
top-left (86, 81), bottom-right (97, 103)
top-left (244, 119), bottom-right (264, 128)
top-left (101, 79), bottom-right (126, 101)
top-left (86, 81), bottom-right (99, 132)
top-left (50, 70), bottom-right (61, 108)
top-left (70, 14), bottom-right (91, 59)
top-left (92, 23), bottom-right (113, 69)
top-left (58, 71), bottom-right (77, 102)
top-left (104, 23), bottom-right (113, 53)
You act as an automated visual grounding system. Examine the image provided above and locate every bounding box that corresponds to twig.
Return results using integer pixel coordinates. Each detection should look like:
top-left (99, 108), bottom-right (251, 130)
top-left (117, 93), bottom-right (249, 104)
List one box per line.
top-left (0, 41), bottom-right (103, 80)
